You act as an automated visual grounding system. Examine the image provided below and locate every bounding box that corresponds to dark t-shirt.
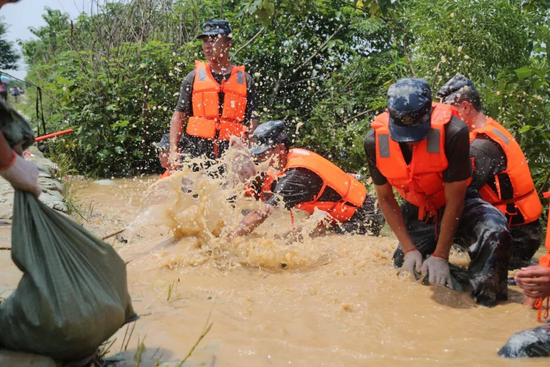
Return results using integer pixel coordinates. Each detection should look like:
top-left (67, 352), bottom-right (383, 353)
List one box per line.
top-left (174, 67), bottom-right (258, 160)
top-left (257, 168), bottom-right (342, 210)
top-left (470, 135), bottom-right (507, 190)
top-left (364, 116), bottom-right (471, 185)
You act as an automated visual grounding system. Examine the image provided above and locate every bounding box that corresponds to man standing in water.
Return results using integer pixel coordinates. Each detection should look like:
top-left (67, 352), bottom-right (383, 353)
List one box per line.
top-left (230, 120), bottom-right (385, 238)
top-left (169, 20), bottom-right (259, 168)
top-left (364, 78), bottom-right (511, 307)
top-left (0, 0), bottom-right (40, 198)
top-left (436, 75), bottom-right (542, 270)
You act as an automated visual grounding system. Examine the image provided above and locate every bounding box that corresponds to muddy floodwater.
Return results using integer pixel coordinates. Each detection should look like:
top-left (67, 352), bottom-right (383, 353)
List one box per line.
top-left (1, 174), bottom-right (548, 367)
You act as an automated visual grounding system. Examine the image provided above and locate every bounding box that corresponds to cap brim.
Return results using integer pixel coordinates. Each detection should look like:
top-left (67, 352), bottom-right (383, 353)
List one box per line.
top-left (197, 31), bottom-right (229, 39)
top-left (250, 144), bottom-right (272, 156)
top-left (389, 116), bottom-right (431, 143)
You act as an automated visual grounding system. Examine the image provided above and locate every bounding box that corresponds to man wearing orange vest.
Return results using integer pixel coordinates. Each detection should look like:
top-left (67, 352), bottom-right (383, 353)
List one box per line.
top-left (364, 78), bottom-right (512, 307)
top-left (499, 193), bottom-right (550, 358)
top-left (437, 75), bottom-right (543, 270)
top-left (230, 120), bottom-right (384, 238)
top-left (169, 20), bottom-right (259, 167)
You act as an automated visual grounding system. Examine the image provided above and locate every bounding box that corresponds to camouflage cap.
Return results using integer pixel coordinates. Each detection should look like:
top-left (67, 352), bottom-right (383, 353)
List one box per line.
top-left (436, 74), bottom-right (476, 105)
top-left (197, 20), bottom-right (233, 39)
top-left (250, 120), bottom-right (288, 155)
top-left (387, 78), bottom-right (433, 143)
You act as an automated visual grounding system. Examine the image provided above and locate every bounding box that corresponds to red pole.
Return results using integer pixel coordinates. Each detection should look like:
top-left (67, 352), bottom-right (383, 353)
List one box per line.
top-left (35, 129), bottom-right (74, 142)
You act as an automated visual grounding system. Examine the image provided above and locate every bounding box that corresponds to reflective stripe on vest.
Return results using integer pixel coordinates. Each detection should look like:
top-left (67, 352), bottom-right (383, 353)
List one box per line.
top-left (186, 60), bottom-right (248, 142)
top-left (260, 149), bottom-right (368, 223)
top-left (470, 118), bottom-right (542, 226)
top-left (371, 103), bottom-right (456, 220)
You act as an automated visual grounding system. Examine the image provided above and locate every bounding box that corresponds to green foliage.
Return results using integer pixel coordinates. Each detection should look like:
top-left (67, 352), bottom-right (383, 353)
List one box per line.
top-left (18, 0), bottom-right (550, 193)
top-left (0, 17), bottom-right (19, 70)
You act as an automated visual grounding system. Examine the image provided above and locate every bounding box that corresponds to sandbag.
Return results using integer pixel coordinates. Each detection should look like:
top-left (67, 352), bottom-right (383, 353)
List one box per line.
top-left (499, 324), bottom-right (550, 358)
top-left (0, 190), bottom-right (136, 360)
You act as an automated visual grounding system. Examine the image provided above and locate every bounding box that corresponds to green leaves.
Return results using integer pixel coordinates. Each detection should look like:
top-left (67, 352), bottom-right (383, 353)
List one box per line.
top-left (515, 67), bottom-right (532, 80)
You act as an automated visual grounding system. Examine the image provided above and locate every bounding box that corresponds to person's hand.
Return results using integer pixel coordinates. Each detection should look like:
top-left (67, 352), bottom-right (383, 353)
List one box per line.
top-left (421, 255), bottom-right (451, 287)
top-left (0, 153), bottom-right (41, 197)
top-left (399, 249), bottom-right (423, 279)
top-left (515, 266), bottom-right (550, 299)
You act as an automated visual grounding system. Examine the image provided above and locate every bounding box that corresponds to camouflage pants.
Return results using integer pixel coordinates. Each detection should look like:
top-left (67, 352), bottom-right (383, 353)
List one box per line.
top-left (336, 195), bottom-right (386, 236)
top-left (392, 188), bottom-right (512, 307)
top-left (508, 219), bottom-right (543, 270)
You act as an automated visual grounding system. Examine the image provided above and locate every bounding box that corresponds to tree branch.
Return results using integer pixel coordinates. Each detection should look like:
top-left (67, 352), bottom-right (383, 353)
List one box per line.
top-left (235, 27), bottom-right (266, 55)
top-left (293, 24), bottom-right (344, 74)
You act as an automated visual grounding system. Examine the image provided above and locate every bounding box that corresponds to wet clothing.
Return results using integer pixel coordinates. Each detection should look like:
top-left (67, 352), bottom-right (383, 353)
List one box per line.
top-left (508, 219), bottom-right (543, 269)
top-left (365, 111), bottom-right (512, 306)
top-left (365, 114), bottom-right (471, 186)
top-left (253, 157), bottom-right (384, 235)
top-left (175, 62), bottom-right (258, 160)
top-left (499, 324), bottom-right (550, 358)
top-left (470, 118), bottom-right (541, 226)
top-left (391, 188), bottom-right (512, 306)
top-left (470, 120), bottom-right (542, 269)
top-left (262, 149), bottom-right (367, 223)
top-left (370, 103), bottom-right (466, 220)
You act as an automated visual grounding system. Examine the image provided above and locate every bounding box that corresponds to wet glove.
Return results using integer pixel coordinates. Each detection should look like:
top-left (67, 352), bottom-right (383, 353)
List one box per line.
top-left (401, 249), bottom-right (423, 278)
top-left (0, 151), bottom-right (41, 197)
top-left (421, 255), bottom-right (451, 287)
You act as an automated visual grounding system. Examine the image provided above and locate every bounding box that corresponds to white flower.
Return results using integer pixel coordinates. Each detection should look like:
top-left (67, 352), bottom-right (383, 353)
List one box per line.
top-left (457, 46), bottom-right (463, 53)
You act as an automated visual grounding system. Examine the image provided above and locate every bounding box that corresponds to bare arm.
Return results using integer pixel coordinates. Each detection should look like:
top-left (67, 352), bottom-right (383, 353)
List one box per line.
top-left (374, 183), bottom-right (416, 252)
top-left (230, 203), bottom-right (274, 237)
top-left (433, 179), bottom-right (469, 260)
top-left (169, 111), bottom-right (186, 167)
top-left (250, 117), bottom-right (259, 134)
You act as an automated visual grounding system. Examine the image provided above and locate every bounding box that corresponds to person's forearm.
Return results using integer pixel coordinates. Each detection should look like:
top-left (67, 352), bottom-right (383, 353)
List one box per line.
top-left (250, 118), bottom-right (259, 134)
top-left (434, 182), bottom-right (468, 259)
top-left (169, 111), bottom-right (186, 157)
top-left (232, 204), bottom-right (272, 237)
top-left (0, 131), bottom-right (14, 167)
top-left (375, 184), bottom-right (416, 252)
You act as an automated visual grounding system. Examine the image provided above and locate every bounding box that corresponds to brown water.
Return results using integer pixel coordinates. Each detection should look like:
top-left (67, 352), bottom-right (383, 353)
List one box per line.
top-left (1, 171), bottom-right (548, 367)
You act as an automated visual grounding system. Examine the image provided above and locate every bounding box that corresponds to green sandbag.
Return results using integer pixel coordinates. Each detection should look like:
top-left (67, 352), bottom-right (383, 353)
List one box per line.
top-left (0, 190), bottom-right (136, 360)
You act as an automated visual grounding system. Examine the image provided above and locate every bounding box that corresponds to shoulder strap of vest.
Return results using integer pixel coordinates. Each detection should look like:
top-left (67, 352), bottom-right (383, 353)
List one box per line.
top-left (224, 65), bottom-right (247, 89)
top-left (430, 103), bottom-right (453, 128)
top-left (371, 112), bottom-right (389, 130)
top-left (194, 60), bottom-right (209, 82)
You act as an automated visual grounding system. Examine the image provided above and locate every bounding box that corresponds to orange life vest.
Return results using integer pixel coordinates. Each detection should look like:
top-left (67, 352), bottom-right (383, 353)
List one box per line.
top-left (159, 169), bottom-right (171, 179)
top-left (186, 61), bottom-right (248, 143)
top-left (371, 103), bottom-right (459, 220)
top-left (260, 148), bottom-right (367, 223)
top-left (470, 118), bottom-right (542, 226)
